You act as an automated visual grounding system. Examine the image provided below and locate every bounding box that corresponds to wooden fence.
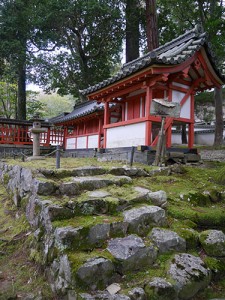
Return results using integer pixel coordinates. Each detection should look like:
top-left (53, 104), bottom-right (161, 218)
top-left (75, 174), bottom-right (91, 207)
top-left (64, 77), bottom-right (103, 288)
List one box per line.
top-left (0, 118), bottom-right (65, 147)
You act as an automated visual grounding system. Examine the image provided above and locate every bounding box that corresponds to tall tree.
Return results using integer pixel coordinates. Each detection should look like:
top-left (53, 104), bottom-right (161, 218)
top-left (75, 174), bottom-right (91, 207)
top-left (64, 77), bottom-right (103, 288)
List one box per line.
top-left (0, 0), bottom-right (29, 119)
top-left (145, 0), bottom-right (159, 51)
top-left (0, 0), bottom-right (65, 119)
top-left (125, 0), bottom-right (140, 62)
top-left (31, 0), bottom-right (124, 99)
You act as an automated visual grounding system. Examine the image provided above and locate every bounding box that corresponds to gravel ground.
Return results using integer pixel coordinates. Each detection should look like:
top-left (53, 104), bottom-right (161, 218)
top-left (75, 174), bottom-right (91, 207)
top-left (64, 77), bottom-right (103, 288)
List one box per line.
top-left (199, 149), bottom-right (225, 161)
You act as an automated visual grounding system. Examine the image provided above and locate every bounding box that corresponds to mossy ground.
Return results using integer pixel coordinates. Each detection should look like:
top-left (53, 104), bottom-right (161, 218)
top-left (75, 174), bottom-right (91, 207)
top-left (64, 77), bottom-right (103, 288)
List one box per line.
top-left (3, 157), bottom-right (155, 171)
top-left (52, 214), bottom-right (123, 229)
top-left (1, 157), bottom-right (225, 298)
top-left (0, 187), bottom-right (54, 299)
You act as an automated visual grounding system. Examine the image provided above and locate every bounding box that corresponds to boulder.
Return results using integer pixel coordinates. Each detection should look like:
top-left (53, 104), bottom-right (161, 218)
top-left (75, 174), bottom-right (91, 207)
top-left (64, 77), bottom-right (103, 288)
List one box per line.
top-left (168, 253), bottom-right (211, 299)
top-left (128, 287), bottom-right (146, 300)
top-left (79, 294), bottom-right (95, 300)
top-left (149, 228), bottom-right (186, 253)
top-left (88, 223), bottom-right (110, 247)
top-left (34, 179), bottom-right (57, 195)
top-left (50, 255), bottom-right (74, 294)
top-left (54, 226), bottom-right (85, 250)
top-left (134, 187), bottom-right (151, 197)
top-left (107, 234), bottom-right (157, 273)
top-left (88, 191), bottom-right (112, 198)
top-left (75, 199), bottom-right (112, 215)
top-left (109, 167), bottom-right (148, 177)
top-left (123, 206), bottom-right (166, 235)
top-left (144, 277), bottom-right (177, 300)
top-left (47, 204), bottom-right (74, 221)
top-left (199, 230), bottom-right (225, 257)
top-left (59, 176), bottom-right (132, 195)
top-left (110, 221), bottom-right (128, 238)
top-left (76, 257), bottom-right (115, 290)
top-left (147, 191), bottom-right (168, 208)
top-left (71, 166), bottom-right (106, 177)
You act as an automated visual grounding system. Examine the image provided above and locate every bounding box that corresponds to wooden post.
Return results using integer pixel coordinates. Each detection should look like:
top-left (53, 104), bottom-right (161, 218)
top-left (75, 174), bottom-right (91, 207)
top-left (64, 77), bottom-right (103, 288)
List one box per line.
top-left (145, 86), bottom-right (152, 145)
top-left (103, 101), bottom-right (109, 148)
top-left (153, 116), bottom-right (166, 166)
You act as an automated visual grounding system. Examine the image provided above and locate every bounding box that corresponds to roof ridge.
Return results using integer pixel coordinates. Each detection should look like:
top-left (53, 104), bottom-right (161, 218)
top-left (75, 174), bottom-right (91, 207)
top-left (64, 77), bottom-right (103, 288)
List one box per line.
top-left (73, 100), bottom-right (96, 109)
top-left (122, 25), bottom-right (204, 70)
top-left (155, 25), bottom-right (204, 56)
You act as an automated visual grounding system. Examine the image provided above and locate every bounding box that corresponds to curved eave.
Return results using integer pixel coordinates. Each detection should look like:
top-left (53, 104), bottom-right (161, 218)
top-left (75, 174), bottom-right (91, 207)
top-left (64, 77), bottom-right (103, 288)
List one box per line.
top-left (200, 48), bottom-right (225, 85)
top-left (54, 107), bottom-right (104, 125)
top-left (87, 57), bottom-right (199, 101)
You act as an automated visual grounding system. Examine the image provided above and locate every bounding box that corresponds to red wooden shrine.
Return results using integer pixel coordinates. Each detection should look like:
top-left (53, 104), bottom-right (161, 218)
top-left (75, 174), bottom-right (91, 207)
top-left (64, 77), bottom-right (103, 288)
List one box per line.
top-left (54, 25), bottom-right (225, 150)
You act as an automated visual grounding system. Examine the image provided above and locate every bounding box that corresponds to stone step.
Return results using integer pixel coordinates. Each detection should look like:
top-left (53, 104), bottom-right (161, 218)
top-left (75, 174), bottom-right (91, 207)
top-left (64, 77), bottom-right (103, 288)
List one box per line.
top-left (34, 175), bottom-right (132, 196)
top-left (52, 205), bottom-right (167, 251)
top-left (39, 166), bottom-right (149, 179)
top-left (51, 234), bottom-right (158, 293)
top-left (53, 215), bottom-right (127, 251)
top-left (51, 236), bottom-right (209, 299)
top-left (36, 186), bottom-right (168, 221)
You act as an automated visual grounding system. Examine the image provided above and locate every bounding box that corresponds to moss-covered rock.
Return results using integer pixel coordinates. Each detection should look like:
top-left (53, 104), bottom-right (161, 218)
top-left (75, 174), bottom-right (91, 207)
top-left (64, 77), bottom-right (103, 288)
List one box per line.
top-left (144, 277), bottom-right (177, 300)
top-left (199, 230), bottom-right (225, 257)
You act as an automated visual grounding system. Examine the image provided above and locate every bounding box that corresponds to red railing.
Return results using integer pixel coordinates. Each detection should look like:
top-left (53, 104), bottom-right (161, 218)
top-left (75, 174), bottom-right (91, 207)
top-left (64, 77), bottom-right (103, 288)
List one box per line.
top-left (0, 119), bottom-right (65, 147)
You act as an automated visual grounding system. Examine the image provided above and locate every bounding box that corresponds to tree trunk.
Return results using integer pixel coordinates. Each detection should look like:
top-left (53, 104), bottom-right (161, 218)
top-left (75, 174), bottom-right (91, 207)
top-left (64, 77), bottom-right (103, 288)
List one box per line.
top-left (214, 87), bottom-right (224, 147)
top-left (17, 49), bottom-right (26, 120)
top-left (125, 0), bottom-right (139, 63)
top-left (146, 0), bottom-right (159, 51)
top-left (17, 61), bottom-right (26, 120)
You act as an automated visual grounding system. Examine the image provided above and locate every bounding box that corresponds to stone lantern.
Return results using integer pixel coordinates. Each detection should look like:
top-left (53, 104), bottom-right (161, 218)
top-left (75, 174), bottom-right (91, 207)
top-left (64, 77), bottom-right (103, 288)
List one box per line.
top-left (151, 98), bottom-right (181, 166)
top-left (27, 114), bottom-right (47, 160)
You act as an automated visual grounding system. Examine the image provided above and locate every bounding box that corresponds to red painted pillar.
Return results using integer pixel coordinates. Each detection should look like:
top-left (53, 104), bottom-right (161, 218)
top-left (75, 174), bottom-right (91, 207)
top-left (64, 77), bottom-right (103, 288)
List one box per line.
top-left (145, 86), bottom-right (152, 146)
top-left (188, 93), bottom-right (195, 148)
top-left (98, 117), bottom-right (102, 148)
top-left (167, 88), bottom-right (173, 148)
top-left (103, 101), bottom-right (109, 148)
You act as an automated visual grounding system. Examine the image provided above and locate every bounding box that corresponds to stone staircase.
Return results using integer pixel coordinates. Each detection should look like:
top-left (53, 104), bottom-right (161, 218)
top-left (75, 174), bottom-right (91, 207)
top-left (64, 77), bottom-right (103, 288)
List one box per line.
top-left (0, 162), bottom-right (220, 300)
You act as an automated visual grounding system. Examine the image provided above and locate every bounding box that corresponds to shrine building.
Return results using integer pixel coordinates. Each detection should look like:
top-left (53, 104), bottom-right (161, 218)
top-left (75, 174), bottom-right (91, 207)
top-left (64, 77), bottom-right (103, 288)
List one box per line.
top-left (53, 25), bottom-right (224, 151)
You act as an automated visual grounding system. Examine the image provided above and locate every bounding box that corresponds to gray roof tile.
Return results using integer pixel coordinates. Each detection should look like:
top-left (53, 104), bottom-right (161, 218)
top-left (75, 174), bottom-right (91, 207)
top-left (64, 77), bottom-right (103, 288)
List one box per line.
top-left (51, 101), bottom-right (104, 124)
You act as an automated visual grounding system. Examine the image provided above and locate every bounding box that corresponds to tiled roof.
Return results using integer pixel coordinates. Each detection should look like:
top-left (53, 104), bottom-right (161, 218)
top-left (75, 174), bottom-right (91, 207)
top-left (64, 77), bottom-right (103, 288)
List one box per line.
top-left (80, 25), bottom-right (224, 96)
top-left (47, 112), bottom-right (70, 123)
top-left (51, 101), bottom-right (104, 124)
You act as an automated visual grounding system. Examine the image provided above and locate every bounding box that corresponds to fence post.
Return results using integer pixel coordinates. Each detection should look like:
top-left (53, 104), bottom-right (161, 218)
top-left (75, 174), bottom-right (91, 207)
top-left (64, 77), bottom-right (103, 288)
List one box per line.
top-left (56, 145), bottom-right (60, 169)
top-left (130, 146), bottom-right (135, 167)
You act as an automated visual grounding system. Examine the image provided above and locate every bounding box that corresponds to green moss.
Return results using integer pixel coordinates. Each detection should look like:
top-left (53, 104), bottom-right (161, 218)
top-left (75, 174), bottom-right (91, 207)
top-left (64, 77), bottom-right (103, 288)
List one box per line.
top-left (30, 248), bottom-right (43, 264)
top-left (3, 173), bottom-right (10, 185)
top-left (52, 214), bottom-right (122, 229)
top-left (176, 228), bottom-right (199, 250)
top-left (204, 256), bottom-right (225, 273)
top-left (214, 166), bottom-right (225, 185)
top-left (168, 200), bottom-right (225, 229)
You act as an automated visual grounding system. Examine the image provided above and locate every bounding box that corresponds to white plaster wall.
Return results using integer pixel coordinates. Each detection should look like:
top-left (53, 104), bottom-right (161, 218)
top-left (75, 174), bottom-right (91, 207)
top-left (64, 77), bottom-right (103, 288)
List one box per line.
top-left (66, 138), bottom-right (76, 149)
top-left (77, 136), bottom-right (87, 149)
top-left (87, 135), bottom-right (99, 148)
top-left (106, 123), bottom-right (145, 148)
top-left (171, 133), bottom-right (183, 145)
top-left (172, 90), bottom-right (190, 119)
top-left (195, 133), bottom-right (214, 146)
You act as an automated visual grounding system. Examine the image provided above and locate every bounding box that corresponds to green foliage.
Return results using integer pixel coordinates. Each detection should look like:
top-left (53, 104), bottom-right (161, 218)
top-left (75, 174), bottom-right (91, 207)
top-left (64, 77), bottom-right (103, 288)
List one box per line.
top-left (0, 81), bottom-right (17, 118)
top-left (31, 0), bottom-right (124, 97)
top-left (37, 92), bottom-right (75, 119)
top-left (26, 90), bottom-right (47, 119)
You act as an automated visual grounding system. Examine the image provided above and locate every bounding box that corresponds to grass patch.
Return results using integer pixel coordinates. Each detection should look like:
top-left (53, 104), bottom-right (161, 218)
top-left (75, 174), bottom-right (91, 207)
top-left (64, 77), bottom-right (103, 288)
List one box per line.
top-left (0, 188), bottom-right (54, 299)
top-left (52, 214), bottom-right (123, 229)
